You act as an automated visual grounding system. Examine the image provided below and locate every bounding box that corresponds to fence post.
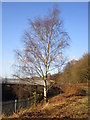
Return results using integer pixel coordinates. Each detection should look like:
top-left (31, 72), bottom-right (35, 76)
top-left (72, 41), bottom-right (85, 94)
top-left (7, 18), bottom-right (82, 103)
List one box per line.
top-left (28, 97), bottom-right (29, 106)
top-left (15, 99), bottom-right (17, 113)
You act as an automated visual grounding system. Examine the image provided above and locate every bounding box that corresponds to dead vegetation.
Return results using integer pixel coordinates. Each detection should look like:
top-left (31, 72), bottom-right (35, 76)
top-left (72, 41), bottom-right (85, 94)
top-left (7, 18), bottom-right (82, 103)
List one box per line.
top-left (2, 83), bottom-right (88, 119)
top-left (60, 84), bottom-right (87, 97)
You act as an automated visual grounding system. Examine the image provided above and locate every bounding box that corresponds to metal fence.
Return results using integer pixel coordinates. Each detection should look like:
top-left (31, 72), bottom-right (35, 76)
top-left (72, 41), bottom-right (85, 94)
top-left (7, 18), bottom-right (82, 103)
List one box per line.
top-left (2, 97), bottom-right (34, 116)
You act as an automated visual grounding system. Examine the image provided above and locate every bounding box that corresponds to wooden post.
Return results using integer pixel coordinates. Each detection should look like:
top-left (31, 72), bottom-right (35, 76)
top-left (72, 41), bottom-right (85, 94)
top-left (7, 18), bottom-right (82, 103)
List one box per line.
top-left (28, 98), bottom-right (29, 106)
top-left (15, 99), bottom-right (17, 113)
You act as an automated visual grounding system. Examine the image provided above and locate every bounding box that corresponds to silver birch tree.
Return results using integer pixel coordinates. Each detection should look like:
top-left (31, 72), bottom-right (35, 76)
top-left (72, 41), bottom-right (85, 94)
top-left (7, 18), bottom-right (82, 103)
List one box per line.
top-left (14, 6), bottom-right (70, 102)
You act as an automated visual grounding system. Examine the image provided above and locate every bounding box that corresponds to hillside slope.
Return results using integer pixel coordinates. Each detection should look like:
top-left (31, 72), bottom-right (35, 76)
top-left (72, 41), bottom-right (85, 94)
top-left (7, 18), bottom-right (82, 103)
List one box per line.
top-left (3, 83), bottom-right (88, 119)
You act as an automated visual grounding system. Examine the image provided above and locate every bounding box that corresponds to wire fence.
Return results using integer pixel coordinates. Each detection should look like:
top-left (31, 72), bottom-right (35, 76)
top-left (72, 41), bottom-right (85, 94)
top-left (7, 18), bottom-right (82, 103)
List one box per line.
top-left (2, 96), bottom-right (35, 116)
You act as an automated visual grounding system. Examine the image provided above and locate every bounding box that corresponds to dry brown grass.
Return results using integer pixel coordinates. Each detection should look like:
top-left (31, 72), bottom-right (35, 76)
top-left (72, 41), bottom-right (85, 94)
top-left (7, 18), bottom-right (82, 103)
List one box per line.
top-left (2, 83), bottom-right (88, 119)
top-left (60, 83), bottom-right (87, 96)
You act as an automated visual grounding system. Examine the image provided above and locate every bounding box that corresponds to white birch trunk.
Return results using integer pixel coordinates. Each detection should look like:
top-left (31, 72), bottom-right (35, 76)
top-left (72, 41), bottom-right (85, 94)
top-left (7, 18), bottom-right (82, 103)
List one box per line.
top-left (44, 79), bottom-right (47, 102)
top-left (44, 65), bottom-right (47, 103)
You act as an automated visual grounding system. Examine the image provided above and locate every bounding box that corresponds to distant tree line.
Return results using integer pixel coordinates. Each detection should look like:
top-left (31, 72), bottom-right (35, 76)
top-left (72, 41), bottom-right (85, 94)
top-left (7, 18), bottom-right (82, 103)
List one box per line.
top-left (52, 53), bottom-right (89, 84)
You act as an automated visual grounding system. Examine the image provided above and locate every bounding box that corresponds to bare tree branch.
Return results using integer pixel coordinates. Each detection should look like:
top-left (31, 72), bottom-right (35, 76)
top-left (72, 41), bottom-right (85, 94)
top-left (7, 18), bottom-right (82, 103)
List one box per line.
top-left (13, 6), bottom-right (70, 102)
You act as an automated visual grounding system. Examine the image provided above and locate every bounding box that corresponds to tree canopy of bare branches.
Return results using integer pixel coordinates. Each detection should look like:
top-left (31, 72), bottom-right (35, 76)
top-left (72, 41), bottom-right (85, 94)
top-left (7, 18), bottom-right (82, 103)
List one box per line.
top-left (14, 6), bottom-right (70, 102)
